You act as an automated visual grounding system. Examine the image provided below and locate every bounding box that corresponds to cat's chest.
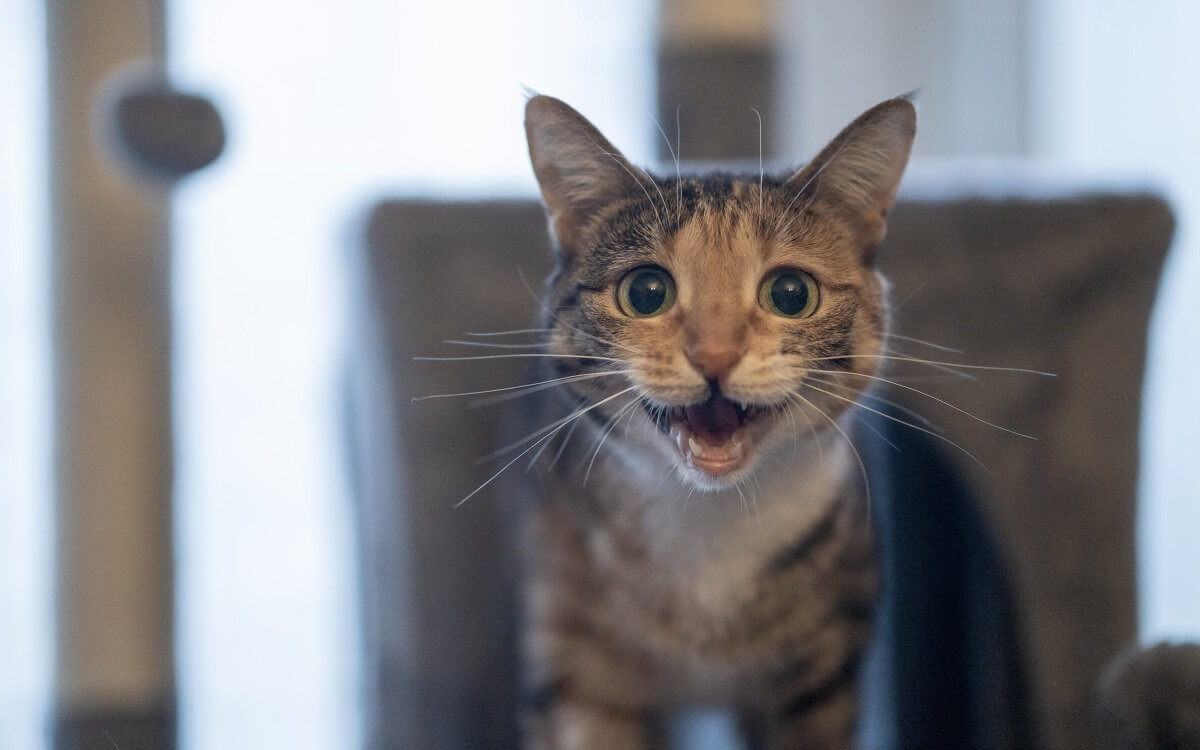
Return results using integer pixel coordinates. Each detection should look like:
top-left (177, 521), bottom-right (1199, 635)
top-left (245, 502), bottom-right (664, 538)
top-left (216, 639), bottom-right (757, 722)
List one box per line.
top-left (593, 442), bottom-right (855, 619)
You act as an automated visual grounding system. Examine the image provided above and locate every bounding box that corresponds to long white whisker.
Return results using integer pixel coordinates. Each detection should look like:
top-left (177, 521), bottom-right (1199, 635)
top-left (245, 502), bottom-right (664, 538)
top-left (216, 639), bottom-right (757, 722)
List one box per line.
top-left (442, 339), bottom-right (551, 350)
top-left (751, 107), bottom-right (764, 217)
top-left (515, 267), bottom-right (642, 356)
top-left (882, 345), bottom-right (981, 383)
top-left (797, 380), bottom-right (992, 474)
top-left (788, 391), bottom-right (871, 510)
top-left (547, 417), bottom-right (584, 470)
top-left (478, 386), bottom-right (639, 462)
top-left (463, 327), bottom-right (555, 337)
top-left (674, 104), bottom-right (683, 224)
top-left (802, 376), bottom-right (944, 433)
top-left (886, 332), bottom-right (964, 354)
top-left (805, 354), bottom-right (1055, 377)
top-left (596, 144), bottom-right (669, 236)
top-left (804, 367), bottom-right (1039, 439)
top-left (776, 137), bottom-right (855, 237)
top-left (415, 352), bottom-right (625, 364)
top-left (455, 426), bottom-right (563, 508)
top-left (412, 369), bottom-right (627, 403)
top-left (583, 395), bottom-right (641, 485)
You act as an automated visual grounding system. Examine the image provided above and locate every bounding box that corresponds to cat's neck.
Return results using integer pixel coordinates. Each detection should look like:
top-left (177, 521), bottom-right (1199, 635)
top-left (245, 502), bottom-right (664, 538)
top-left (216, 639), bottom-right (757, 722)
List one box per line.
top-left (578, 416), bottom-right (862, 561)
top-left (567, 423), bottom-right (864, 619)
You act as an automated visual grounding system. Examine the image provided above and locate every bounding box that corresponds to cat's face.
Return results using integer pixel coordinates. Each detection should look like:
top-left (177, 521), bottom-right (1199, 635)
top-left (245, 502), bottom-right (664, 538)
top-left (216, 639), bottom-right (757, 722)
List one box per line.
top-left (526, 96), bottom-right (915, 490)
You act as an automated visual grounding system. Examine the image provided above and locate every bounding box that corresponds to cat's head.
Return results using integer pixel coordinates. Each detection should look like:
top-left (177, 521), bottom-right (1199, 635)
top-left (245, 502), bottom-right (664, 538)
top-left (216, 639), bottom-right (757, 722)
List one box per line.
top-left (525, 95), bottom-right (915, 490)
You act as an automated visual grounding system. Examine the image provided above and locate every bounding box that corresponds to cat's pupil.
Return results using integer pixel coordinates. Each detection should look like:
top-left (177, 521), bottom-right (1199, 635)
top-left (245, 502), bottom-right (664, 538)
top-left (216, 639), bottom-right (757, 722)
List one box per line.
top-left (629, 272), bottom-right (668, 315)
top-left (771, 273), bottom-right (810, 316)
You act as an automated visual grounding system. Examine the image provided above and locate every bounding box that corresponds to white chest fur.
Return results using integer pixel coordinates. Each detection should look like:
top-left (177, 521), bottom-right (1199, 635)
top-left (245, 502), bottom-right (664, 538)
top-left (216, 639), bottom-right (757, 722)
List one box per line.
top-left (606, 437), bottom-right (853, 620)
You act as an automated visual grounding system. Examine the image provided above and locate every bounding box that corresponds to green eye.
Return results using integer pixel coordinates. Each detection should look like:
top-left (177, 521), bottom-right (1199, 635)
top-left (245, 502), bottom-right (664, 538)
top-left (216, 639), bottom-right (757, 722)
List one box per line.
top-left (617, 266), bottom-right (676, 318)
top-left (759, 269), bottom-right (819, 318)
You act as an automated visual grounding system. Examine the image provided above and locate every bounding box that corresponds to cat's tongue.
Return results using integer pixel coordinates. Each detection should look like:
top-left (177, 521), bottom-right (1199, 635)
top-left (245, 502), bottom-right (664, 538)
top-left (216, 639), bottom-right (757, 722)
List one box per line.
top-left (673, 396), bottom-right (746, 477)
top-left (685, 396), bottom-right (740, 442)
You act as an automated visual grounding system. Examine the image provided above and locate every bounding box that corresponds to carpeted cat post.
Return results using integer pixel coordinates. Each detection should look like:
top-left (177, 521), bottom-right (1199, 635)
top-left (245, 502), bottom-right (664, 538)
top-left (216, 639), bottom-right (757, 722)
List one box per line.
top-left (47, 0), bottom-right (224, 747)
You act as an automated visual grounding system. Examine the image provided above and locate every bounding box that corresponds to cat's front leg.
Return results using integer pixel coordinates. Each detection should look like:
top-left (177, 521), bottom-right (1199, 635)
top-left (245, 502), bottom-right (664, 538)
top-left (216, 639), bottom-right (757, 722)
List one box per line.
top-left (522, 688), bottom-right (654, 750)
top-left (757, 660), bottom-right (861, 750)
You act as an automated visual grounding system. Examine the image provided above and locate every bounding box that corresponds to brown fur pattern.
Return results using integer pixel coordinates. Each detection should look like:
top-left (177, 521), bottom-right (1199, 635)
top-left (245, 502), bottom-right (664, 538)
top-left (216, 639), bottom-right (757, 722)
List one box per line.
top-left (520, 95), bottom-right (916, 749)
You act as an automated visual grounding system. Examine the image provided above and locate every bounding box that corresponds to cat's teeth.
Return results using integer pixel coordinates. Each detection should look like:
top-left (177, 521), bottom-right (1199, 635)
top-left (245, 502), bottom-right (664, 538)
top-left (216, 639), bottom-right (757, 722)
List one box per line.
top-left (688, 437), bottom-right (703, 456)
top-left (730, 441), bottom-right (743, 460)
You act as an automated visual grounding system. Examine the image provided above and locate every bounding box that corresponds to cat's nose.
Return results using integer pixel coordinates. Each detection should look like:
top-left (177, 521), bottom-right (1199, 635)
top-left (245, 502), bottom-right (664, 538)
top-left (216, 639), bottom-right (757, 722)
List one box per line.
top-left (685, 341), bottom-right (745, 382)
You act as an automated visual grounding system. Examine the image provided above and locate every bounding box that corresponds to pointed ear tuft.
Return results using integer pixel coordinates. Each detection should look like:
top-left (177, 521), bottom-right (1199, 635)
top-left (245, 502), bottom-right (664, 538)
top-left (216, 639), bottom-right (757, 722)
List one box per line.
top-left (785, 97), bottom-right (917, 253)
top-left (525, 95), bottom-right (648, 255)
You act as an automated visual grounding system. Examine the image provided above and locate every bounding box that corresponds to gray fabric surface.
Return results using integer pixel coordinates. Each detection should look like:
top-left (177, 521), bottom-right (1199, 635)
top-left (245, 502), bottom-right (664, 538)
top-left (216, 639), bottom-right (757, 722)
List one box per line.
top-left (347, 176), bottom-right (1173, 749)
top-left (879, 188), bottom-right (1172, 750)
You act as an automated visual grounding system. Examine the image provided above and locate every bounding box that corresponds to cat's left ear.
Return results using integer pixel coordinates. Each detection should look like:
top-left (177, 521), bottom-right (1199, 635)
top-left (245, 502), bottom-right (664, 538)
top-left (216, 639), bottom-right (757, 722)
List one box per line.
top-left (784, 97), bottom-right (916, 258)
top-left (525, 95), bottom-right (651, 256)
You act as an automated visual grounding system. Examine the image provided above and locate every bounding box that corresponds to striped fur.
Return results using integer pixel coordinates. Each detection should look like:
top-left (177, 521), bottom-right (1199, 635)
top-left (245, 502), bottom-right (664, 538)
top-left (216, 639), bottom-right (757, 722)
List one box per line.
top-left (520, 95), bottom-right (915, 749)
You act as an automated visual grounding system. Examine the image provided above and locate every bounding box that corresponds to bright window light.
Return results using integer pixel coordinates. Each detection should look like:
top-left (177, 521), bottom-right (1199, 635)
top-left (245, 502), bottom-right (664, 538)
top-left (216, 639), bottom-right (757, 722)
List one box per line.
top-left (168, 2), bottom-right (652, 748)
top-left (0, 0), bottom-right (51, 748)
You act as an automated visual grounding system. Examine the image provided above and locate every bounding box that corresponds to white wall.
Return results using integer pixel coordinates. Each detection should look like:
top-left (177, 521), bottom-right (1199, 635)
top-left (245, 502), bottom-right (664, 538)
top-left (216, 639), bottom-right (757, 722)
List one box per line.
top-left (776, 0), bottom-right (1029, 158)
top-left (1030, 0), bottom-right (1200, 641)
top-left (0, 0), bottom-right (51, 747)
top-left (168, 2), bottom-right (655, 748)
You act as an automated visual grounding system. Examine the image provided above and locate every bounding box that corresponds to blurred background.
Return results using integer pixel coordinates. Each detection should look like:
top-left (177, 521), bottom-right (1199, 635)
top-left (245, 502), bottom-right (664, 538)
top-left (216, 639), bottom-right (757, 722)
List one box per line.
top-left (2, 0), bottom-right (1198, 748)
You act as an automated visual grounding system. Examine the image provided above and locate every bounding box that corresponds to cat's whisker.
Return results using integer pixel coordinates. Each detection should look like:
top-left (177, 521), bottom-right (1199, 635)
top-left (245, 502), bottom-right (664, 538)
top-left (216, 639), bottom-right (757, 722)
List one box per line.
top-left (882, 280), bottom-right (929, 322)
top-left (796, 379), bottom-right (992, 474)
top-left (751, 107), bottom-right (765, 218)
top-left (886, 332), bottom-right (964, 354)
top-left (597, 145), bottom-right (670, 236)
top-left (881, 345), bottom-right (981, 383)
top-left (620, 395), bottom-right (643, 438)
top-left (850, 411), bottom-right (901, 453)
top-left (776, 135), bottom-right (855, 236)
top-left (412, 370), bottom-right (627, 403)
top-left (802, 366), bottom-right (1038, 440)
top-left (674, 104), bottom-right (683, 225)
top-left (546, 416), bottom-right (584, 471)
top-left (415, 352), bottom-right (626, 365)
top-left (442, 339), bottom-right (551, 350)
top-left (455, 423), bottom-right (565, 508)
top-left (477, 385), bottom-right (640, 464)
top-left (803, 375), bottom-right (944, 433)
top-left (646, 112), bottom-right (683, 228)
top-left (516, 267), bottom-right (643, 357)
top-left (786, 390), bottom-right (872, 511)
top-left (463, 327), bottom-right (556, 337)
top-left (734, 480), bottom-right (752, 520)
top-left (470, 370), bottom-right (633, 407)
top-left (582, 395), bottom-right (642, 485)
top-left (746, 474), bottom-right (765, 526)
top-left (804, 353), bottom-right (1055, 378)
top-left (526, 422), bottom-right (561, 472)
top-left (458, 386), bottom-right (641, 506)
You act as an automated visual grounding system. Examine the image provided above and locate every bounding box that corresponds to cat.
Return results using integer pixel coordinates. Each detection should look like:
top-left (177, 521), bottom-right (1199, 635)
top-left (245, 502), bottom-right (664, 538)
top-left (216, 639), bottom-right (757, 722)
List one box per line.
top-left (1094, 641), bottom-right (1200, 750)
top-left (517, 93), bottom-right (916, 750)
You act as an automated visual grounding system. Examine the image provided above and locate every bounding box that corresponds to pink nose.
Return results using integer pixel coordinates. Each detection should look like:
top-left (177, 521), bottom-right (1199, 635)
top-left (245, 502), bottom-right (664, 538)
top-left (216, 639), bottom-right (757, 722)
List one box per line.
top-left (685, 342), bottom-right (744, 381)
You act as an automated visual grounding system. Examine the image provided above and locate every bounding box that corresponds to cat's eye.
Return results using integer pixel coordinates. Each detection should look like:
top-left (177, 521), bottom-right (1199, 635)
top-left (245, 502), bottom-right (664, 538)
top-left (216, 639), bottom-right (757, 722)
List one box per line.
top-left (616, 266), bottom-right (676, 318)
top-left (759, 269), bottom-right (819, 318)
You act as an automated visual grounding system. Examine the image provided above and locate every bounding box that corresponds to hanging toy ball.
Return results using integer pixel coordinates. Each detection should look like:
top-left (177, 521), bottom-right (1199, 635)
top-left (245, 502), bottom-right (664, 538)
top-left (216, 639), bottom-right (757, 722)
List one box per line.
top-left (102, 62), bottom-right (226, 182)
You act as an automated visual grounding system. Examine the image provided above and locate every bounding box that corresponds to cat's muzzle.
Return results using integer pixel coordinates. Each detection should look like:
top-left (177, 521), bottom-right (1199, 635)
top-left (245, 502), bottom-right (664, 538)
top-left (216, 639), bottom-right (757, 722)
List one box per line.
top-left (647, 395), bottom-right (771, 478)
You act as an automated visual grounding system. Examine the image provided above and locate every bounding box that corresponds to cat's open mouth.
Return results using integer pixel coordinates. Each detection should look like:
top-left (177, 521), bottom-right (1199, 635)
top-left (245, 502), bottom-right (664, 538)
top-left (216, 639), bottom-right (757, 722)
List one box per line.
top-left (649, 396), bottom-right (770, 478)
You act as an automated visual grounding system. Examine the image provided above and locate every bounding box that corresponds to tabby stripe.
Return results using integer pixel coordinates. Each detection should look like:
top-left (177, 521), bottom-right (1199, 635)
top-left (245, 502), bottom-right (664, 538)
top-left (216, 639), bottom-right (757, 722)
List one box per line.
top-left (776, 654), bottom-right (861, 720)
top-left (763, 500), bottom-right (842, 575)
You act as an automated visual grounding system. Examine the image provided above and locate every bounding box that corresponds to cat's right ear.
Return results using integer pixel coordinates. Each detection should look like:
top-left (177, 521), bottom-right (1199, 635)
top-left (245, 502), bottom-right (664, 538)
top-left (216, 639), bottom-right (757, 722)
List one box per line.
top-left (525, 95), bottom-right (647, 256)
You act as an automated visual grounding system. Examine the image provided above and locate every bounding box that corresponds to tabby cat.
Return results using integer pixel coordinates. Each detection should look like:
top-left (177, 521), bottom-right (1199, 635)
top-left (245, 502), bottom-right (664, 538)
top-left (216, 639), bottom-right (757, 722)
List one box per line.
top-left (518, 94), bottom-right (916, 749)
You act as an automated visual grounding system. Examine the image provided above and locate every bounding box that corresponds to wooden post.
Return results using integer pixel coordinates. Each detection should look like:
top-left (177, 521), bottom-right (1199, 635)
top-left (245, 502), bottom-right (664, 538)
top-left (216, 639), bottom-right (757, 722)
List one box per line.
top-left (656, 0), bottom-right (775, 162)
top-left (46, 0), bottom-right (176, 747)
